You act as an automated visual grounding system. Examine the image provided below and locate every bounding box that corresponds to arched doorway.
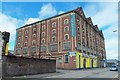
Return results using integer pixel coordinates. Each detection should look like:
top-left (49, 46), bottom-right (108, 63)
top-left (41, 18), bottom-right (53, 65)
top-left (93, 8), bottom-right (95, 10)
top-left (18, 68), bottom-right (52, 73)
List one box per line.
top-left (91, 59), bottom-right (93, 68)
top-left (83, 59), bottom-right (86, 68)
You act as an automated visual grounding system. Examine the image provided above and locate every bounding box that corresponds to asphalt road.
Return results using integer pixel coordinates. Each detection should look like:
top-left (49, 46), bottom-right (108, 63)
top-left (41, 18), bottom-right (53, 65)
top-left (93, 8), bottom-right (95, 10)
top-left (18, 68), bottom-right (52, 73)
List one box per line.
top-left (13, 68), bottom-right (118, 78)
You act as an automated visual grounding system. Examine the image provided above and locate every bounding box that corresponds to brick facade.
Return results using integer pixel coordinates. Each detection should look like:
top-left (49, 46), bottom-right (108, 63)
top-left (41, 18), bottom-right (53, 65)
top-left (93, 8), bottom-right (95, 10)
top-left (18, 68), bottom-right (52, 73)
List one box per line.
top-left (14, 7), bottom-right (106, 69)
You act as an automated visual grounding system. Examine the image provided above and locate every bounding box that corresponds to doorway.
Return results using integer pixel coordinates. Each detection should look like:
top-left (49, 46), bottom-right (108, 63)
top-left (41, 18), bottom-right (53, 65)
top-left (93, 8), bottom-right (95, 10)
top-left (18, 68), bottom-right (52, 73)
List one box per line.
top-left (78, 55), bottom-right (81, 68)
top-left (83, 59), bottom-right (86, 68)
top-left (91, 59), bottom-right (93, 68)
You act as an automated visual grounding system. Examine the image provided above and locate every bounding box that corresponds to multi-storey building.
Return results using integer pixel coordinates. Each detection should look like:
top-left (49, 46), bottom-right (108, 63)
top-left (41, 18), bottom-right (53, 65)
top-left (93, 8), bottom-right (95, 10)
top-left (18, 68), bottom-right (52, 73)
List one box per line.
top-left (14, 7), bottom-right (106, 69)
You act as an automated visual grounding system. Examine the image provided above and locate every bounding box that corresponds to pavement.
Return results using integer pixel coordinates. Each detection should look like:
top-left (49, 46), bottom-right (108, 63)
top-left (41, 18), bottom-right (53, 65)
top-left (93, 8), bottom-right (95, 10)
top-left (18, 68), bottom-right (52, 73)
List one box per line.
top-left (12, 67), bottom-right (118, 78)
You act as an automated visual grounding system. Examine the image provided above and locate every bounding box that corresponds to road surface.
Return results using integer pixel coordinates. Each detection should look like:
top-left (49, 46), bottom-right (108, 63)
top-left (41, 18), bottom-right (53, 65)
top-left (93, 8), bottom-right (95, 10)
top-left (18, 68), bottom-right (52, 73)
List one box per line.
top-left (13, 68), bottom-right (118, 78)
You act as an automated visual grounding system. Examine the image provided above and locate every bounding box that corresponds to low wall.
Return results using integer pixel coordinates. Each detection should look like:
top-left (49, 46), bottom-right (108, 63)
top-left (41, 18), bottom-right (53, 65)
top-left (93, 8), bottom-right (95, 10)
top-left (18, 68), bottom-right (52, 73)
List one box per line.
top-left (2, 55), bottom-right (56, 77)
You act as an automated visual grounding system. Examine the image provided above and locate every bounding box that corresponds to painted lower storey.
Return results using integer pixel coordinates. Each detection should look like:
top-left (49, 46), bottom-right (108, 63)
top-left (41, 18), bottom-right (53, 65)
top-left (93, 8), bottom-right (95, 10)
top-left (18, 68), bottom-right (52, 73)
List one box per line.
top-left (56, 51), bottom-right (98, 69)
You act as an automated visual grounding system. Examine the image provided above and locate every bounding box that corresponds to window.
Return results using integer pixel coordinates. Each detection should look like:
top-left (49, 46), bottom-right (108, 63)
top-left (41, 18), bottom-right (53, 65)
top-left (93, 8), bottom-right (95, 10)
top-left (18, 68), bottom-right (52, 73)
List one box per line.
top-left (64, 34), bottom-right (69, 40)
top-left (52, 36), bottom-right (56, 42)
top-left (16, 48), bottom-right (21, 54)
top-left (33, 34), bottom-right (36, 38)
top-left (19, 32), bottom-right (21, 36)
top-left (58, 56), bottom-right (62, 64)
top-left (52, 29), bottom-right (56, 35)
top-left (17, 43), bottom-right (20, 47)
top-left (23, 48), bottom-right (28, 54)
top-left (78, 36), bottom-right (80, 40)
top-left (40, 46), bottom-right (46, 52)
top-left (31, 46), bottom-right (36, 53)
top-left (42, 25), bottom-right (46, 30)
top-left (65, 55), bottom-right (69, 63)
top-left (41, 32), bottom-right (45, 37)
top-left (64, 19), bottom-right (69, 24)
top-left (87, 52), bottom-right (90, 55)
top-left (41, 38), bottom-right (45, 43)
top-left (52, 22), bottom-right (56, 27)
top-left (63, 42), bottom-right (70, 50)
top-left (77, 43), bottom-right (81, 50)
top-left (24, 42), bottom-right (27, 46)
top-left (64, 26), bottom-right (69, 32)
top-left (32, 40), bottom-right (36, 45)
top-left (77, 19), bottom-right (79, 23)
top-left (33, 28), bottom-right (36, 33)
top-left (25, 30), bottom-right (28, 34)
top-left (50, 44), bottom-right (58, 51)
top-left (25, 36), bottom-right (28, 40)
top-left (78, 27), bottom-right (80, 31)
top-left (18, 37), bottom-right (21, 41)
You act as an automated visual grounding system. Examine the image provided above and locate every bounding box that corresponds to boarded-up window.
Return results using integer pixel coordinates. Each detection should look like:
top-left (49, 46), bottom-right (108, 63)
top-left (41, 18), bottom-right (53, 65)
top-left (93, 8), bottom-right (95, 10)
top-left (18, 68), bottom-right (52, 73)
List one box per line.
top-left (23, 48), bottom-right (28, 54)
top-left (63, 42), bottom-right (70, 50)
top-left (49, 44), bottom-right (58, 51)
top-left (40, 46), bottom-right (46, 52)
top-left (31, 46), bottom-right (36, 53)
top-left (58, 56), bottom-right (62, 64)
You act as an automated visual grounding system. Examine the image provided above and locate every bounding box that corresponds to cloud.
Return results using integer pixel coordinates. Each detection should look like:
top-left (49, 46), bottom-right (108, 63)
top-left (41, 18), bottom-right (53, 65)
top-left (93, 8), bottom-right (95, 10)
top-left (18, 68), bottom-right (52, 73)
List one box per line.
top-left (58, 11), bottom-right (64, 14)
top-left (24, 17), bottom-right (40, 25)
top-left (38, 3), bottom-right (57, 19)
top-left (24, 3), bottom-right (57, 25)
top-left (103, 24), bottom-right (118, 59)
top-left (84, 3), bottom-right (118, 60)
top-left (0, 12), bottom-right (21, 50)
top-left (84, 3), bottom-right (118, 28)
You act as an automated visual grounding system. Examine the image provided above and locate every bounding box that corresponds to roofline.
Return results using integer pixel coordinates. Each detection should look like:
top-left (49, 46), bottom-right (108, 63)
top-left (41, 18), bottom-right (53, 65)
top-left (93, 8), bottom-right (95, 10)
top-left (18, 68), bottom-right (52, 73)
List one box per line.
top-left (16, 7), bottom-right (104, 39)
top-left (16, 10), bottom-right (75, 30)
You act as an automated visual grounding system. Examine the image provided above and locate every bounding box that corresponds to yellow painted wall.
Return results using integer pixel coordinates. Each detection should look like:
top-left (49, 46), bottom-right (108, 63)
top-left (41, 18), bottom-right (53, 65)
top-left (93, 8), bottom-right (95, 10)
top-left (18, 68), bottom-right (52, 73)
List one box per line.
top-left (76, 52), bottom-right (82, 68)
top-left (93, 58), bottom-right (97, 67)
top-left (5, 42), bottom-right (9, 56)
top-left (76, 51), bottom-right (98, 69)
top-left (86, 57), bottom-right (90, 68)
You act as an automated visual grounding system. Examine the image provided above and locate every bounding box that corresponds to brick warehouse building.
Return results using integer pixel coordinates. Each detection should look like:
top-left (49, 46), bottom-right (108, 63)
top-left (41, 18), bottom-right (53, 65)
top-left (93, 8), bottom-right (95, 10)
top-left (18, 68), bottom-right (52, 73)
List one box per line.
top-left (14, 7), bottom-right (106, 69)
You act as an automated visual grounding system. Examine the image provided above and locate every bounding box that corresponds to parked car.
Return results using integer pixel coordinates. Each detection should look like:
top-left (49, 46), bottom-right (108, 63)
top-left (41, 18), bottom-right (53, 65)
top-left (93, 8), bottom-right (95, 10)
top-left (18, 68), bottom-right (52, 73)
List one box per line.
top-left (109, 65), bottom-right (118, 71)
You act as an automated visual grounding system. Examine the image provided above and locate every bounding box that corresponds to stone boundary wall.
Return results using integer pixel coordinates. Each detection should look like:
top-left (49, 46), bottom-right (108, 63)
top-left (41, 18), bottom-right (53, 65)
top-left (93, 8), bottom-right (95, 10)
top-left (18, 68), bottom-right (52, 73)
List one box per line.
top-left (2, 55), bottom-right (56, 77)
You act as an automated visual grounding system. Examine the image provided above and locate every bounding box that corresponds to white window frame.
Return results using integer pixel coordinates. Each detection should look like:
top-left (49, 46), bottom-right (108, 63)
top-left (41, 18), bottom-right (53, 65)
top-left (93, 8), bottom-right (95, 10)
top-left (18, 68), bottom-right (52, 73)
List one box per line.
top-left (64, 26), bottom-right (69, 32)
top-left (64, 34), bottom-right (69, 40)
top-left (52, 29), bottom-right (56, 35)
top-left (42, 32), bottom-right (45, 37)
top-left (52, 22), bottom-right (56, 27)
top-left (25, 30), bottom-right (28, 34)
top-left (41, 38), bottom-right (45, 43)
top-left (64, 19), bottom-right (69, 24)
top-left (18, 37), bottom-right (21, 41)
top-left (18, 43), bottom-right (20, 47)
top-left (77, 27), bottom-right (80, 31)
top-left (52, 36), bottom-right (56, 42)
top-left (24, 42), bottom-right (27, 46)
top-left (78, 36), bottom-right (80, 40)
top-left (32, 40), bottom-right (36, 45)
top-left (33, 34), bottom-right (36, 38)
top-left (25, 36), bottom-right (28, 40)
top-left (42, 25), bottom-right (46, 30)
top-left (19, 32), bottom-right (21, 36)
top-left (33, 28), bottom-right (36, 33)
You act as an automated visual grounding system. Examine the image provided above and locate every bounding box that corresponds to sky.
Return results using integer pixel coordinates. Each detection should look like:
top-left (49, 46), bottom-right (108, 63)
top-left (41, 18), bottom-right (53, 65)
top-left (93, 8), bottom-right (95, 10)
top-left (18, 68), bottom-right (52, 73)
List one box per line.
top-left (0, 2), bottom-right (118, 60)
